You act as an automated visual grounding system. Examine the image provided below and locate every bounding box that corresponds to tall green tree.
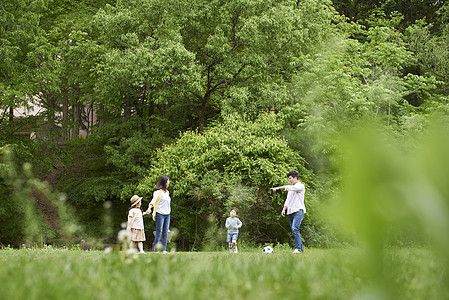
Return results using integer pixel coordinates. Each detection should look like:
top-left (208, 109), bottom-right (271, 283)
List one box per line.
top-left (93, 0), bottom-right (341, 132)
top-left (332, 0), bottom-right (446, 30)
top-left (404, 5), bottom-right (449, 92)
top-left (0, 0), bottom-right (46, 129)
top-left (281, 12), bottom-right (441, 194)
top-left (25, 0), bottom-right (113, 140)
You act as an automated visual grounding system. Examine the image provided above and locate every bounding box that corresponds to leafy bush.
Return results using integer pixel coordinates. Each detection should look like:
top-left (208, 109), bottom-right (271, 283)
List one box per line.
top-left (57, 118), bottom-right (161, 240)
top-left (137, 112), bottom-right (316, 249)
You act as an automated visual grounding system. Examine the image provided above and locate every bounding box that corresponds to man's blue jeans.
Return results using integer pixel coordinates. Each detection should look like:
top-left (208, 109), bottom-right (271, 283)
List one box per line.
top-left (154, 213), bottom-right (170, 251)
top-left (288, 209), bottom-right (304, 252)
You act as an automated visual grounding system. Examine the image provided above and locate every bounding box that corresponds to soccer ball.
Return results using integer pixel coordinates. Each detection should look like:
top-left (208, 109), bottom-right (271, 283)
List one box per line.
top-left (263, 246), bottom-right (273, 253)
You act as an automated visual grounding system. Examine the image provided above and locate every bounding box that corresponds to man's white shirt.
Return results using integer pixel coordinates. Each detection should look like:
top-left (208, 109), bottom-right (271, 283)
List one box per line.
top-left (283, 181), bottom-right (306, 215)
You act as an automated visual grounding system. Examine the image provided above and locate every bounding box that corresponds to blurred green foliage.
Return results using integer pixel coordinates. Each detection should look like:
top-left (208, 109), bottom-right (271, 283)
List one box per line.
top-left (0, 145), bottom-right (58, 246)
top-left (326, 115), bottom-right (449, 297)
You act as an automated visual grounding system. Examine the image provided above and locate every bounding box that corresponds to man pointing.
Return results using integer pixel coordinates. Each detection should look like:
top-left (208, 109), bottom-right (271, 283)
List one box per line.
top-left (271, 170), bottom-right (306, 253)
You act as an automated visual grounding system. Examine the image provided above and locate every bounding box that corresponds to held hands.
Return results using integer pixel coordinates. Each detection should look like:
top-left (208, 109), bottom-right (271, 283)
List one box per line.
top-left (143, 204), bottom-right (154, 216)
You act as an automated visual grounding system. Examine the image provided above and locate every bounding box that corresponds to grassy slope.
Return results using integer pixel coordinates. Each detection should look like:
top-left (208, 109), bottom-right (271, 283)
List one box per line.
top-left (0, 248), bottom-right (446, 300)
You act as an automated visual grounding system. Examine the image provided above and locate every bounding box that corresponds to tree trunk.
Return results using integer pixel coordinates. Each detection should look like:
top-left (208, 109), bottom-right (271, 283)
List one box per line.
top-left (47, 94), bottom-right (56, 127)
top-left (62, 89), bottom-right (69, 141)
top-left (98, 104), bottom-right (105, 126)
top-left (124, 94), bottom-right (131, 119)
top-left (90, 101), bottom-right (94, 132)
top-left (71, 87), bottom-right (80, 139)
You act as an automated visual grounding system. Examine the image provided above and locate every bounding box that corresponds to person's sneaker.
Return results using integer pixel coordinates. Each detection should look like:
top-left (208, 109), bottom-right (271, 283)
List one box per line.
top-left (139, 251), bottom-right (145, 254)
top-left (293, 249), bottom-right (301, 254)
top-left (234, 246), bottom-right (238, 253)
top-left (162, 251), bottom-right (168, 254)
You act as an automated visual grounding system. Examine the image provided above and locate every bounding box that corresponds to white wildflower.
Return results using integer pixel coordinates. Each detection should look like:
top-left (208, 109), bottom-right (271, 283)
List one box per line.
top-left (117, 229), bottom-right (131, 242)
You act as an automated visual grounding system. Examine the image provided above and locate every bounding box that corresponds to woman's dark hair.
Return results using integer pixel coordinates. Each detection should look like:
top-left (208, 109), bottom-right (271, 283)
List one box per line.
top-left (287, 170), bottom-right (299, 178)
top-left (155, 175), bottom-right (170, 191)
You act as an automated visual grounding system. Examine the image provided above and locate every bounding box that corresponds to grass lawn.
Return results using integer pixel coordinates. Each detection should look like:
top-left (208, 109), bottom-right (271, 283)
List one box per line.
top-left (0, 247), bottom-right (446, 300)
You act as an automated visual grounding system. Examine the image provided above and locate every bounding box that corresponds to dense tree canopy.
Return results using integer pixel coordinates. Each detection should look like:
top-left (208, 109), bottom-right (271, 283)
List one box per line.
top-left (1, 0), bottom-right (448, 248)
top-left (91, 0), bottom-right (340, 132)
top-left (0, 0), bottom-right (46, 123)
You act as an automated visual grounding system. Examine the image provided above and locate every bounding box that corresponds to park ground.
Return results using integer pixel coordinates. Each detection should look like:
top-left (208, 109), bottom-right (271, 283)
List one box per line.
top-left (0, 246), bottom-right (446, 300)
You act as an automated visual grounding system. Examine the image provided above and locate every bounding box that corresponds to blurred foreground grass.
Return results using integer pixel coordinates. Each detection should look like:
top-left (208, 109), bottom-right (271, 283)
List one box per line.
top-left (0, 247), bottom-right (446, 300)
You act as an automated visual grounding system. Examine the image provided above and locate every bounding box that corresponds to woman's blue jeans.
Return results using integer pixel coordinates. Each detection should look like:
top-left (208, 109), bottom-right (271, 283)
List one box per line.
top-left (154, 213), bottom-right (170, 251)
top-left (288, 209), bottom-right (304, 252)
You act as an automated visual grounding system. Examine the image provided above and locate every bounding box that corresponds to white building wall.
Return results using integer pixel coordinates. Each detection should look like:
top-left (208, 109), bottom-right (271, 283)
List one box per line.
top-left (12, 103), bottom-right (94, 139)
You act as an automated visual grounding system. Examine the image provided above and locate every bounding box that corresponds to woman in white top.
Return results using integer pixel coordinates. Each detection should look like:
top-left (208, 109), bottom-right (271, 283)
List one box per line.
top-left (145, 175), bottom-right (171, 253)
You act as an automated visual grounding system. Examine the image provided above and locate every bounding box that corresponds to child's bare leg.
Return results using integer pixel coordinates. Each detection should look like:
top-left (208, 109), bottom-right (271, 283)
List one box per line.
top-left (137, 242), bottom-right (143, 252)
top-left (232, 241), bottom-right (237, 253)
top-left (129, 241), bottom-right (135, 250)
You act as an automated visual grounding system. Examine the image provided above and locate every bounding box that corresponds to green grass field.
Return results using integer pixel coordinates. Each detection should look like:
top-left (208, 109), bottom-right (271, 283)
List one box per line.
top-left (0, 247), bottom-right (446, 300)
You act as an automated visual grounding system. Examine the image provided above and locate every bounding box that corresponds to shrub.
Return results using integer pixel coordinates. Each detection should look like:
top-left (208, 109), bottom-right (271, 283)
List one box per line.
top-left (137, 112), bottom-right (316, 249)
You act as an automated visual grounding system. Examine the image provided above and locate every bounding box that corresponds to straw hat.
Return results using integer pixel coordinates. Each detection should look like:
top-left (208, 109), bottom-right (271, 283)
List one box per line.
top-left (130, 195), bottom-right (142, 207)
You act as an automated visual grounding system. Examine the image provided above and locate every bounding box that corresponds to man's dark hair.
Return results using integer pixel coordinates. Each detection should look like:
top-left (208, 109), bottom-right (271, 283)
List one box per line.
top-left (287, 171), bottom-right (299, 178)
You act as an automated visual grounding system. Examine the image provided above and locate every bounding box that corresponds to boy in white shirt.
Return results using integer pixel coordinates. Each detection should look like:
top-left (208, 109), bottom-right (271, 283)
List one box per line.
top-left (225, 208), bottom-right (242, 253)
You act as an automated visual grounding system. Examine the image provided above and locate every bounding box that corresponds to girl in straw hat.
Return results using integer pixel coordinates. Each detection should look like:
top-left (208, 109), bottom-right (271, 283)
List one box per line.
top-left (127, 195), bottom-right (146, 253)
